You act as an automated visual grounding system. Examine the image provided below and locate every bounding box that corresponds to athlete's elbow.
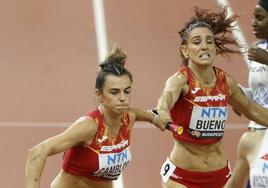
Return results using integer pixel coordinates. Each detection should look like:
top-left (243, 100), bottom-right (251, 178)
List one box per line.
top-left (245, 111), bottom-right (268, 127)
top-left (27, 143), bottom-right (50, 162)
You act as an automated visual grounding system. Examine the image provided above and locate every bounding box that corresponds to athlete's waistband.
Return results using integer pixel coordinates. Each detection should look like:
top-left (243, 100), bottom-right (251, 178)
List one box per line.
top-left (160, 158), bottom-right (231, 188)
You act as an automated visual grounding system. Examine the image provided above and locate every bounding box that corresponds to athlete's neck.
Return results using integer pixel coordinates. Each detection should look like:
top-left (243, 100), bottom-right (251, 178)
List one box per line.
top-left (98, 106), bottom-right (123, 128)
top-left (188, 64), bottom-right (216, 86)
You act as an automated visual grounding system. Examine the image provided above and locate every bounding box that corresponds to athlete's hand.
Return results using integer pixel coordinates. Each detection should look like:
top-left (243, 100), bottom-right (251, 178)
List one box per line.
top-left (248, 47), bottom-right (268, 65)
top-left (151, 109), bottom-right (172, 131)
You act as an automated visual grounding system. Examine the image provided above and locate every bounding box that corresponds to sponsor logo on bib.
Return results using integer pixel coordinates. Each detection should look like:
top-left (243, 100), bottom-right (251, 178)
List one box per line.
top-left (189, 106), bottom-right (227, 139)
top-left (94, 146), bottom-right (131, 180)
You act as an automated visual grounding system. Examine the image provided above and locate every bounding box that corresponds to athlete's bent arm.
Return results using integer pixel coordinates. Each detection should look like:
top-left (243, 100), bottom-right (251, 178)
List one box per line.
top-left (129, 107), bottom-right (169, 131)
top-left (25, 117), bottom-right (97, 188)
top-left (156, 72), bottom-right (187, 112)
top-left (248, 45), bottom-right (268, 65)
top-left (227, 74), bottom-right (268, 127)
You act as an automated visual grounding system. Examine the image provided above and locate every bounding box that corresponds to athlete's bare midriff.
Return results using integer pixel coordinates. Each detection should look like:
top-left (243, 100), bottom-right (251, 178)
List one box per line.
top-left (50, 170), bottom-right (113, 188)
top-left (170, 140), bottom-right (227, 171)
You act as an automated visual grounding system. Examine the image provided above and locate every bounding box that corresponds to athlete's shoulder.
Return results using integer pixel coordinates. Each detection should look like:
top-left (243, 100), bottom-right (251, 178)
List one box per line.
top-left (74, 116), bottom-right (98, 131)
top-left (225, 72), bottom-right (238, 89)
top-left (166, 71), bottom-right (187, 86)
top-left (213, 66), bottom-right (226, 73)
top-left (85, 108), bottom-right (101, 118)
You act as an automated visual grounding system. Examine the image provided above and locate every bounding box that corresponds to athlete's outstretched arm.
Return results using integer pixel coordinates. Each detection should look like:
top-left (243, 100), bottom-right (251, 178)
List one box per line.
top-left (227, 73), bottom-right (268, 127)
top-left (25, 117), bottom-right (97, 188)
top-left (157, 72), bottom-right (187, 112)
top-left (129, 107), bottom-right (169, 131)
top-left (224, 132), bottom-right (252, 188)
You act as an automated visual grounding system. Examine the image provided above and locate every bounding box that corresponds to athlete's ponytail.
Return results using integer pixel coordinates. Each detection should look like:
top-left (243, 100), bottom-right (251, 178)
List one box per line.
top-left (95, 46), bottom-right (132, 93)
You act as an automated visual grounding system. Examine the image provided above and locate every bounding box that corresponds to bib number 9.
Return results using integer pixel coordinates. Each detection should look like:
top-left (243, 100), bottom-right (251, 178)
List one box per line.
top-left (160, 158), bottom-right (176, 183)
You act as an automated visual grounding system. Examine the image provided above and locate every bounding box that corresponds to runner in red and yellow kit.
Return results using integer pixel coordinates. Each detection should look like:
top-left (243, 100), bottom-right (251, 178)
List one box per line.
top-left (25, 47), bottom-right (170, 188)
top-left (157, 7), bottom-right (268, 188)
top-left (62, 108), bottom-right (132, 181)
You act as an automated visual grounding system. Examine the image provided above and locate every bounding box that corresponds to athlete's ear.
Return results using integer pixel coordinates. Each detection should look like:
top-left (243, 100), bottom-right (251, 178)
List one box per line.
top-left (95, 89), bottom-right (103, 102)
top-left (180, 45), bottom-right (189, 59)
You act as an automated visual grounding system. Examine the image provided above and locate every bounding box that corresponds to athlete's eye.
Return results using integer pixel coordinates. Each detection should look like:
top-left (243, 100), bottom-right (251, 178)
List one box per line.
top-left (193, 40), bottom-right (201, 45)
top-left (124, 89), bottom-right (131, 95)
top-left (110, 90), bottom-right (119, 95)
top-left (256, 15), bottom-right (264, 21)
top-left (207, 39), bottom-right (213, 44)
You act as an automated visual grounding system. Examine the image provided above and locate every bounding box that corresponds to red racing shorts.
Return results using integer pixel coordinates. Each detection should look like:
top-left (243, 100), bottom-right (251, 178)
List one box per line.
top-left (160, 158), bottom-right (231, 188)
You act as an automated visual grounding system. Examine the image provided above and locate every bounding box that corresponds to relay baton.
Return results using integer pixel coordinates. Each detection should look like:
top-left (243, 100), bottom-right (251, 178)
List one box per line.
top-left (165, 122), bottom-right (183, 135)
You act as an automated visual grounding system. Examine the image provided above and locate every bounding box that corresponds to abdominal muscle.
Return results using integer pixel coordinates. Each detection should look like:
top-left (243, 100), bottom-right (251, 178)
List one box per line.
top-left (170, 140), bottom-right (228, 172)
top-left (50, 170), bottom-right (113, 188)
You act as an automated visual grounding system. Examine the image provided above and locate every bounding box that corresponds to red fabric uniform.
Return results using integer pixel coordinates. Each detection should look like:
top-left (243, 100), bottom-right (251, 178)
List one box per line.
top-left (170, 66), bottom-right (229, 144)
top-left (62, 108), bottom-right (132, 181)
top-left (169, 160), bottom-right (231, 188)
top-left (160, 158), bottom-right (231, 188)
top-left (161, 67), bottom-right (231, 187)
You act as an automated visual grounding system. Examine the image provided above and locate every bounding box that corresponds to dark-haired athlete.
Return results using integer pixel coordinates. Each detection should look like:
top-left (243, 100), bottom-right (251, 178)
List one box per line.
top-left (156, 6), bottom-right (268, 188)
top-left (25, 47), bottom-right (169, 188)
top-left (226, 0), bottom-right (268, 187)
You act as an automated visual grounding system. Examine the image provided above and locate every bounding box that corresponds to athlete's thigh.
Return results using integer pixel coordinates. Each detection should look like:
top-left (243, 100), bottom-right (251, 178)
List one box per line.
top-left (162, 179), bottom-right (187, 188)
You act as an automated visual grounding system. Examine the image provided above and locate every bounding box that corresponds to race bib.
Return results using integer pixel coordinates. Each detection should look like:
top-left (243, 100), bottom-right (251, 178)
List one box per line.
top-left (93, 147), bottom-right (131, 180)
top-left (189, 106), bottom-right (228, 139)
top-left (250, 161), bottom-right (268, 187)
top-left (160, 158), bottom-right (176, 183)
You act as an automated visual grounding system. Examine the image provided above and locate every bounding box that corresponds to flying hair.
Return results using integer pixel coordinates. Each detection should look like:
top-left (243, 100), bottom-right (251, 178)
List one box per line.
top-left (178, 6), bottom-right (243, 65)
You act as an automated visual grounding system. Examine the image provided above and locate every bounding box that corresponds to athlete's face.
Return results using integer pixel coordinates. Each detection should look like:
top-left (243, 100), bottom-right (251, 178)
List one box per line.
top-left (252, 5), bottom-right (268, 39)
top-left (97, 74), bottom-right (132, 114)
top-left (181, 27), bottom-right (216, 67)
